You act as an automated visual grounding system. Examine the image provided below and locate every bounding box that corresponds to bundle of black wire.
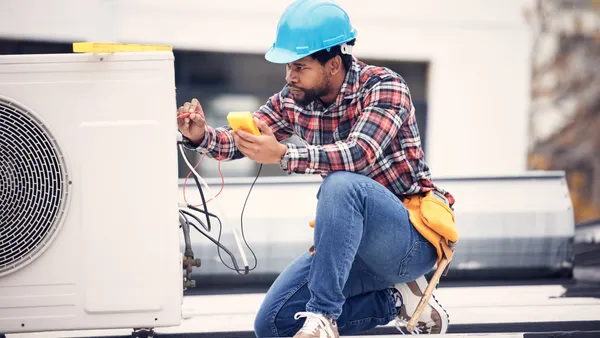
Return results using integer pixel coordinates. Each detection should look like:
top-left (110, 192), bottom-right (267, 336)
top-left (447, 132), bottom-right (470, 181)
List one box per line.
top-left (178, 150), bottom-right (260, 276)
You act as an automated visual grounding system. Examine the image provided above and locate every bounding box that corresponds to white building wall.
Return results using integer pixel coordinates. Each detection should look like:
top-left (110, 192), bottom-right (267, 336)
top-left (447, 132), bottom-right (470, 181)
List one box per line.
top-left (0, 0), bottom-right (533, 176)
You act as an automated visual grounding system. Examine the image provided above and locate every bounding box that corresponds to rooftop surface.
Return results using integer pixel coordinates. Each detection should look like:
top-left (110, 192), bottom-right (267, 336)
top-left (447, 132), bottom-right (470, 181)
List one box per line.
top-left (5, 279), bottom-right (600, 338)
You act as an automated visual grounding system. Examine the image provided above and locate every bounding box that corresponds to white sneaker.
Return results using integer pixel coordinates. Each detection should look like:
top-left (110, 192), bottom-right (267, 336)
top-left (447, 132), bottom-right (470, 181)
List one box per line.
top-left (293, 312), bottom-right (339, 338)
top-left (392, 275), bottom-right (449, 334)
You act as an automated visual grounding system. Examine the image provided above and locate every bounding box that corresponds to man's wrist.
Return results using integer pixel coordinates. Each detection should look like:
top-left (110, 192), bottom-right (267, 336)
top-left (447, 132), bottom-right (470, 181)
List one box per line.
top-left (279, 143), bottom-right (290, 171)
top-left (181, 130), bottom-right (208, 152)
top-left (279, 143), bottom-right (288, 159)
top-left (188, 132), bottom-right (206, 147)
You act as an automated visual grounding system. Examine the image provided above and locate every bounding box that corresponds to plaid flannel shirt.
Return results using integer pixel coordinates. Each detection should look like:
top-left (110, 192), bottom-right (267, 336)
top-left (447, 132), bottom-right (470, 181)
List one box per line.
top-left (183, 57), bottom-right (454, 205)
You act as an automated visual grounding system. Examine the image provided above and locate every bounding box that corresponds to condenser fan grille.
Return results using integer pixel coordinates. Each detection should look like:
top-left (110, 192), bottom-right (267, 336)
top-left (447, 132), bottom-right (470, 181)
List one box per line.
top-left (0, 97), bottom-right (70, 276)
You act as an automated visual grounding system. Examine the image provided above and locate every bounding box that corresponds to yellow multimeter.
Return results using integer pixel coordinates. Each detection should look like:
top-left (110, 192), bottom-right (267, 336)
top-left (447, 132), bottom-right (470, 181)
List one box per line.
top-left (227, 111), bottom-right (261, 136)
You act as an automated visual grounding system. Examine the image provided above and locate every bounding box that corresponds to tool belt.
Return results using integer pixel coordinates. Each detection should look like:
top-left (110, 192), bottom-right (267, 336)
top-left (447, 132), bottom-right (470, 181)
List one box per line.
top-left (307, 190), bottom-right (458, 264)
top-left (403, 190), bottom-right (458, 265)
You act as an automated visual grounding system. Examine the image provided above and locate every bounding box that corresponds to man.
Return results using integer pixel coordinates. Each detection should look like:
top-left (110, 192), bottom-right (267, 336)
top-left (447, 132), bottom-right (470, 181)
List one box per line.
top-left (177, 0), bottom-right (453, 337)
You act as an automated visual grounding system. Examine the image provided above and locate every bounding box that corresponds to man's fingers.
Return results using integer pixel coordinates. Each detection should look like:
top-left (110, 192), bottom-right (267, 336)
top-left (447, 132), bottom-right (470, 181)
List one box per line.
top-left (188, 99), bottom-right (196, 113)
top-left (190, 99), bottom-right (207, 124)
top-left (188, 98), bottom-right (203, 116)
top-left (190, 98), bottom-right (200, 112)
top-left (177, 107), bottom-right (187, 129)
top-left (232, 131), bottom-right (251, 147)
top-left (255, 117), bottom-right (273, 136)
top-left (189, 113), bottom-right (199, 125)
top-left (232, 132), bottom-right (254, 155)
top-left (177, 107), bottom-right (183, 120)
top-left (237, 140), bottom-right (259, 155)
top-left (190, 112), bottom-right (204, 124)
top-left (231, 130), bottom-right (243, 146)
top-left (237, 142), bottom-right (254, 155)
top-left (178, 99), bottom-right (208, 142)
top-left (236, 129), bottom-right (259, 143)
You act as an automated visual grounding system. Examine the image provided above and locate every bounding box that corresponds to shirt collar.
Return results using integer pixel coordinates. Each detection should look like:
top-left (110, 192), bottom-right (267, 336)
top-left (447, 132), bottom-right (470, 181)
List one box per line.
top-left (332, 56), bottom-right (361, 108)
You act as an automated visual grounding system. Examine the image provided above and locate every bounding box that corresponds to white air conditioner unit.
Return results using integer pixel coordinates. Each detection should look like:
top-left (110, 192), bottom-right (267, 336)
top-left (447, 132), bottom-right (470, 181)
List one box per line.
top-left (0, 51), bottom-right (183, 335)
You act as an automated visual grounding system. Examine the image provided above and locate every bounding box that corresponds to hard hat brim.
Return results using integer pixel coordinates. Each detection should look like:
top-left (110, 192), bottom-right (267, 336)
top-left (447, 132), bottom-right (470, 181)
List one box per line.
top-left (264, 46), bottom-right (308, 64)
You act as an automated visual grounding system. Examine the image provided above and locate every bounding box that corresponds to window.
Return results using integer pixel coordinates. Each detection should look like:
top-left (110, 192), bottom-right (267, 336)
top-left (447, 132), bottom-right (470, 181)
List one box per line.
top-left (0, 40), bottom-right (429, 180)
top-left (174, 50), bottom-right (429, 179)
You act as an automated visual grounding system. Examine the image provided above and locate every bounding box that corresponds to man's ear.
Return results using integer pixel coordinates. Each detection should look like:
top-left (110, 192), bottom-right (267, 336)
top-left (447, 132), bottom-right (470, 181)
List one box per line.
top-left (328, 55), bottom-right (343, 76)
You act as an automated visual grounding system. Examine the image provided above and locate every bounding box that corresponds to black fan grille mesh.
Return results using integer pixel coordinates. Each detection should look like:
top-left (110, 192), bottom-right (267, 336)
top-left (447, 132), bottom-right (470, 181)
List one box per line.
top-left (0, 97), bottom-right (70, 276)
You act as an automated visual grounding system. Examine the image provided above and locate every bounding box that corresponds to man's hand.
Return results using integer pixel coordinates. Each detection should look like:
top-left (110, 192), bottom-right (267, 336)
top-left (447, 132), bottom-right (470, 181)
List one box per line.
top-left (177, 98), bottom-right (207, 145)
top-left (231, 117), bottom-right (287, 164)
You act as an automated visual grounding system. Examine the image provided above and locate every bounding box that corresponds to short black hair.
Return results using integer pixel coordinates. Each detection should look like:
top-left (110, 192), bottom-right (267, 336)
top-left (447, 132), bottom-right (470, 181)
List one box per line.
top-left (310, 38), bottom-right (356, 71)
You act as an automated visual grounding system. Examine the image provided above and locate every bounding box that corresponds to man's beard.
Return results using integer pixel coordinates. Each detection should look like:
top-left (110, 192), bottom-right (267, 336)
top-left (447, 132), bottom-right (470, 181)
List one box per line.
top-left (289, 81), bottom-right (329, 107)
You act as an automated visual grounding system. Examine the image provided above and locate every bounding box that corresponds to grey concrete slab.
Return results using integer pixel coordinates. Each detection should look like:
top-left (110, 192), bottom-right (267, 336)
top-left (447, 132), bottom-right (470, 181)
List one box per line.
top-left (5, 284), bottom-right (600, 338)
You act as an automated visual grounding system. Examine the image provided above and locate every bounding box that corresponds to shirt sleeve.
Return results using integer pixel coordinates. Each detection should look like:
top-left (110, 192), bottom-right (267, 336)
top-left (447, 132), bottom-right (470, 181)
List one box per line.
top-left (182, 91), bottom-right (294, 160)
top-left (283, 76), bottom-right (409, 174)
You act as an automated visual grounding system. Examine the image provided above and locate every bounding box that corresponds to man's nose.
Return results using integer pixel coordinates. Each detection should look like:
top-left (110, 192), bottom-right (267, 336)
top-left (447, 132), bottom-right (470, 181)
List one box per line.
top-left (285, 69), bottom-right (297, 84)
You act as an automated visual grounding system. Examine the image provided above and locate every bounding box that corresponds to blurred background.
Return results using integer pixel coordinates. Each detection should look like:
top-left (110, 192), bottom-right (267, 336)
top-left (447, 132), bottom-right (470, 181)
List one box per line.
top-left (1, 0), bottom-right (598, 288)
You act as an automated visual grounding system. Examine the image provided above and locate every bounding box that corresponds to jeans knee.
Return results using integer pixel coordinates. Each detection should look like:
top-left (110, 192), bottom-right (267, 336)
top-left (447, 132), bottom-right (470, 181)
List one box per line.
top-left (254, 309), bottom-right (299, 338)
top-left (319, 171), bottom-right (363, 199)
top-left (253, 311), bottom-right (273, 338)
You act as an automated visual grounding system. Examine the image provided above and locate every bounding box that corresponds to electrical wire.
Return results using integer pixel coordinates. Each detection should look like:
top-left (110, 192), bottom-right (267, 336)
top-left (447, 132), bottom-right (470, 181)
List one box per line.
top-left (178, 142), bottom-right (249, 270)
top-left (240, 163), bottom-right (261, 271)
top-left (185, 212), bottom-right (244, 272)
top-left (186, 205), bottom-right (246, 273)
top-left (177, 141), bottom-right (260, 275)
top-left (180, 209), bottom-right (210, 232)
top-left (180, 112), bottom-right (225, 207)
top-left (190, 170), bottom-right (211, 232)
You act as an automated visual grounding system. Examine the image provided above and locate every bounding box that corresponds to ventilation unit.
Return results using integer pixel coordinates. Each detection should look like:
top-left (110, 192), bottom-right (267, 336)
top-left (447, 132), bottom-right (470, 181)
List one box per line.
top-left (0, 51), bottom-right (182, 334)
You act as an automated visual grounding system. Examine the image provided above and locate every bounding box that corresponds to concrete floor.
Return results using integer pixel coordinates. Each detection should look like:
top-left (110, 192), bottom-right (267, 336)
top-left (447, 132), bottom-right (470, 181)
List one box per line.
top-left (5, 280), bottom-right (600, 338)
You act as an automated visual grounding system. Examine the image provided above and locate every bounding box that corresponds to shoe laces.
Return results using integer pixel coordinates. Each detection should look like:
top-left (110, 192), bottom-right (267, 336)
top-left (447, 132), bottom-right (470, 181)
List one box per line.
top-left (392, 289), bottom-right (423, 335)
top-left (394, 316), bottom-right (423, 335)
top-left (294, 312), bottom-right (336, 338)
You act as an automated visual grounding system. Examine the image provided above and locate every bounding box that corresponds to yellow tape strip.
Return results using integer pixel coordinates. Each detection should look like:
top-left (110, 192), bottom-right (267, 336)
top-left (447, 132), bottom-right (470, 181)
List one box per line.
top-left (73, 42), bottom-right (172, 53)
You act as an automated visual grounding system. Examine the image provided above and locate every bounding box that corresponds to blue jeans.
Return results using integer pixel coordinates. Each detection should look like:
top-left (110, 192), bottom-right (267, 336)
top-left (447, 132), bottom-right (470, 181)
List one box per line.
top-left (254, 172), bottom-right (438, 337)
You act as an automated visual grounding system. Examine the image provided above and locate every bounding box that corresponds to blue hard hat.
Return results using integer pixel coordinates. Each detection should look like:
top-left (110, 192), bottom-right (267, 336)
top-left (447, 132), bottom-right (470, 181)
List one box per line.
top-left (265, 0), bottom-right (357, 64)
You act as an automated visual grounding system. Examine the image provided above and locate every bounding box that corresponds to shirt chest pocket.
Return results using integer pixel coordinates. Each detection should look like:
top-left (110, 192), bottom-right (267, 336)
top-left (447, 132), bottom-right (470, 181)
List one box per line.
top-left (333, 102), bottom-right (362, 142)
top-left (332, 122), bottom-right (350, 142)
